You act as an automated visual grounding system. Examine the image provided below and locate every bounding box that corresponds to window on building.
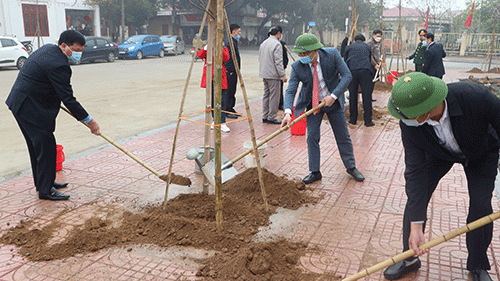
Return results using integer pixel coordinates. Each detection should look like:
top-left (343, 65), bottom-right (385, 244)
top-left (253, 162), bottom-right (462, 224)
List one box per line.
top-left (22, 4), bottom-right (49, 37)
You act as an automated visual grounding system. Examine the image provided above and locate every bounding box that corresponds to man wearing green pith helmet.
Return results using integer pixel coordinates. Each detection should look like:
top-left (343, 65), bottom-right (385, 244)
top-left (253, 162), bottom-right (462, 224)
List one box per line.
top-left (281, 33), bottom-right (365, 184)
top-left (384, 72), bottom-right (500, 281)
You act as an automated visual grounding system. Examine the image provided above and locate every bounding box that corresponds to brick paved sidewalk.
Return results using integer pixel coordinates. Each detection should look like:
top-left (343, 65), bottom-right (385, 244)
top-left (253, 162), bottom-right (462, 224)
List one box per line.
top-left (1, 91), bottom-right (499, 280)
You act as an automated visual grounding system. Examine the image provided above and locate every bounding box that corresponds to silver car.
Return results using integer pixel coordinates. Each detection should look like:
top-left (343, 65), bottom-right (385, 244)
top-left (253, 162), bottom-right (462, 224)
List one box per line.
top-left (160, 35), bottom-right (185, 56)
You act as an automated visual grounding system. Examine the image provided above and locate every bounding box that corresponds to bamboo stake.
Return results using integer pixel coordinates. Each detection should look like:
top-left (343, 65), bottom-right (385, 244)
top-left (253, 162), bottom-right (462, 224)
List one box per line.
top-left (223, 10), bottom-right (269, 212)
top-left (60, 106), bottom-right (166, 181)
top-left (343, 210), bottom-right (500, 281)
top-left (162, 2), bottom-right (210, 208)
top-left (404, 31), bottom-right (409, 74)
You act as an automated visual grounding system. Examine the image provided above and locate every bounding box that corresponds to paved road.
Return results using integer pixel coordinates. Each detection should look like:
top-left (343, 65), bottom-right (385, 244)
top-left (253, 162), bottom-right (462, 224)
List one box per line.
top-left (0, 50), bottom-right (268, 181)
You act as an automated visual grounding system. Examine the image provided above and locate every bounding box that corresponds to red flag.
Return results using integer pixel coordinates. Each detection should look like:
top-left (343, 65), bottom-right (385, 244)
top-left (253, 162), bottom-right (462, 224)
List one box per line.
top-left (425, 7), bottom-right (429, 30)
top-left (465, 1), bottom-right (475, 27)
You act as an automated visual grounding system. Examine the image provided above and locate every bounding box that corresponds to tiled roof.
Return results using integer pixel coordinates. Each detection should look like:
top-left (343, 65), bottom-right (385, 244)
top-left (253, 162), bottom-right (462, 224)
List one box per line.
top-left (383, 7), bottom-right (422, 17)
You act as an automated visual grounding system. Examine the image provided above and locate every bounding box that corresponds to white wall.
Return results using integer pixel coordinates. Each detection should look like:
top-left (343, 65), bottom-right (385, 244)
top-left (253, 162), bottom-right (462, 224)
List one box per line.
top-left (0, 0), bottom-right (99, 48)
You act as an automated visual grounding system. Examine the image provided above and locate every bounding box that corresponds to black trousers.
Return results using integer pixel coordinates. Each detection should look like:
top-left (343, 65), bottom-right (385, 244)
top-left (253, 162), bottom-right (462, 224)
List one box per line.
top-left (415, 63), bottom-right (423, 72)
top-left (348, 69), bottom-right (374, 124)
top-left (402, 151), bottom-right (498, 270)
top-left (226, 71), bottom-right (238, 113)
top-left (14, 115), bottom-right (56, 195)
top-left (278, 80), bottom-right (284, 110)
top-left (210, 83), bottom-right (227, 123)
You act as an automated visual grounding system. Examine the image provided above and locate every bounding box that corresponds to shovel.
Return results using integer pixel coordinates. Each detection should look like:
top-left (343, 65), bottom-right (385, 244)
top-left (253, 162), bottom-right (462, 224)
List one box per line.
top-left (60, 106), bottom-right (170, 183)
top-left (192, 101), bottom-right (327, 186)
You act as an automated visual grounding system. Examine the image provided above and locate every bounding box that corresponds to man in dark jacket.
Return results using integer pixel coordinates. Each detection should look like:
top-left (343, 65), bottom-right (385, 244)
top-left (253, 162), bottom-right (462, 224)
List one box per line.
top-left (383, 72), bottom-right (499, 281)
top-left (224, 24), bottom-right (241, 119)
top-left (281, 34), bottom-right (365, 184)
top-left (406, 29), bottom-right (427, 71)
top-left (5, 30), bottom-right (100, 201)
top-left (421, 32), bottom-right (446, 79)
top-left (343, 34), bottom-right (375, 126)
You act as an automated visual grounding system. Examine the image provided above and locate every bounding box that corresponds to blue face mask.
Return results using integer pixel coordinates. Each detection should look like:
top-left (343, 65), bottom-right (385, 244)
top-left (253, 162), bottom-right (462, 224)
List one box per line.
top-left (422, 41), bottom-right (428, 47)
top-left (299, 55), bottom-right (312, 64)
top-left (235, 35), bottom-right (241, 40)
top-left (68, 52), bottom-right (82, 64)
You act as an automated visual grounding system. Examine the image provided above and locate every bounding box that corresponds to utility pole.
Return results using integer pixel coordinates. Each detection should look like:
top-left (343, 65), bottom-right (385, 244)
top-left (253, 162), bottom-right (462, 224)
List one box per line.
top-left (121, 0), bottom-right (125, 43)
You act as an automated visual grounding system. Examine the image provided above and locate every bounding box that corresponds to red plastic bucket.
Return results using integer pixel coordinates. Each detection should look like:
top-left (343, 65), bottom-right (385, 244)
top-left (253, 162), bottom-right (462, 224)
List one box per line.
top-left (290, 107), bottom-right (307, 136)
top-left (56, 144), bottom-right (65, 172)
top-left (387, 71), bottom-right (398, 84)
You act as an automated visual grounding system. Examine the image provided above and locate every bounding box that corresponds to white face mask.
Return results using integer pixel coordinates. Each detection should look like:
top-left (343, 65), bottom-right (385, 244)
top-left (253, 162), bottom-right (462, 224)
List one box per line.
top-left (401, 112), bottom-right (430, 127)
top-left (374, 37), bottom-right (382, 43)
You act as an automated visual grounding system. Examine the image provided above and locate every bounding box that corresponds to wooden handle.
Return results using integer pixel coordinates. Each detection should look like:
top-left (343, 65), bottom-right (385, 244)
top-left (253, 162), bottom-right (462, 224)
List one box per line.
top-left (342, 210), bottom-right (500, 281)
top-left (284, 45), bottom-right (296, 62)
top-left (60, 106), bottom-right (161, 177)
top-left (229, 101), bottom-right (326, 165)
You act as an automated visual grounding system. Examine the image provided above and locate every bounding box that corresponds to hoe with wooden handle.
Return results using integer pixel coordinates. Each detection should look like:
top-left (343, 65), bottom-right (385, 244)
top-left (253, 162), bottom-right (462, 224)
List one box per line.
top-left (60, 106), bottom-right (169, 183)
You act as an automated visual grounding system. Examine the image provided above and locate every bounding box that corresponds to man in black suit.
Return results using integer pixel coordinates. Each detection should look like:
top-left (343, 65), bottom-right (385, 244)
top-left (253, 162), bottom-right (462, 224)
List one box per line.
top-left (383, 72), bottom-right (499, 281)
top-left (343, 34), bottom-right (375, 126)
top-left (421, 32), bottom-right (446, 79)
top-left (224, 24), bottom-right (241, 119)
top-left (5, 30), bottom-right (100, 201)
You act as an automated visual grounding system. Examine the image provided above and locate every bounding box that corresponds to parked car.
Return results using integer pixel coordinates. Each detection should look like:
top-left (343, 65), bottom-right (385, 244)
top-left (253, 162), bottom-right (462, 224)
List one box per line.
top-left (72, 36), bottom-right (118, 64)
top-left (118, 35), bottom-right (165, 59)
top-left (0, 36), bottom-right (29, 69)
top-left (160, 35), bottom-right (185, 55)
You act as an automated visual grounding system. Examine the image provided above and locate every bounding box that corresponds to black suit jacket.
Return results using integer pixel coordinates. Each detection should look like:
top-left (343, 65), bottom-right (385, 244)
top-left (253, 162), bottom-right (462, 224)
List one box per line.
top-left (5, 44), bottom-right (88, 132)
top-left (343, 41), bottom-right (373, 74)
top-left (224, 37), bottom-right (240, 73)
top-left (400, 82), bottom-right (500, 222)
top-left (421, 42), bottom-right (446, 78)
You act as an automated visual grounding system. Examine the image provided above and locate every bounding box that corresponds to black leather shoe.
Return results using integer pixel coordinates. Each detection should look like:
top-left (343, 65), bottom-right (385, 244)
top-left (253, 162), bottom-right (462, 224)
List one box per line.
top-left (365, 122), bottom-right (375, 127)
top-left (39, 187), bottom-right (70, 200)
top-left (227, 113), bottom-right (238, 119)
top-left (348, 120), bottom-right (357, 125)
top-left (372, 98), bottom-right (377, 102)
top-left (383, 258), bottom-right (421, 280)
top-left (471, 270), bottom-right (493, 281)
top-left (302, 172), bottom-right (322, 184)
top-left (53, 182), bottom-right (68, 189)
top-left (346, 168), bottom-right (365, 181)
top-left (262, 118), bottom-right (268, 123)
top-left (266, 119), bottom-right (281, 124)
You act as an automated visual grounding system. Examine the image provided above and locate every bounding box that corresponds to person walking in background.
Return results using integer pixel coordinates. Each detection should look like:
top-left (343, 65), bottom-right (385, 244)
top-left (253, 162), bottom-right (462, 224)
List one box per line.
top-left (281, 34), bottom-right (365, 184)
top-left (224, 24), bottom-right (241, 119)
top-left (5, 30), bottom-right (100, 201)
top-left (197, 44), bottom-right (231, 132)
top-left (343, 34), bottom-right (375, 127)
top-left (275, 26), bottom-right (289, 111)
top-left (367, 29), bottom-right (383, 102)
top-left (406, 29), bottom-right (427, 72)
top-left (421, 32), bottom-right (446, 79)
top-left (259, 26), bottom-right (287, 124)
top-left (383, 72), bottom-right (500, 281)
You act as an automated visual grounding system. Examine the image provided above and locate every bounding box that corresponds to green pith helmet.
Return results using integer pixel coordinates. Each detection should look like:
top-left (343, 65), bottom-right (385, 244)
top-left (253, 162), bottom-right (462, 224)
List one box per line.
top-left (292, 34), bottom-right (324, 53)
top-left (388, 72), bottom-right (448, 119)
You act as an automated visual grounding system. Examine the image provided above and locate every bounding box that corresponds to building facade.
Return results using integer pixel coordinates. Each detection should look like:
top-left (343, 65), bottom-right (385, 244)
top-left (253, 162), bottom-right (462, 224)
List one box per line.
top-left (0, 0), bottom-right (100, 47)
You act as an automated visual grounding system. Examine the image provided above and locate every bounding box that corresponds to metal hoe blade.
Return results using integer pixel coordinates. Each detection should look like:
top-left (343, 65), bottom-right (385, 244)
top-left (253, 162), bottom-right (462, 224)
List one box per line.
top-left (201, 153), bottom-right (239, 187)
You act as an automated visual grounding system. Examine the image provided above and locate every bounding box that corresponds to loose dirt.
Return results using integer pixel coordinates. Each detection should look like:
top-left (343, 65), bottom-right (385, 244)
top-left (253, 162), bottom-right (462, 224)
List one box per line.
top-left (374, 81), bottom-right (393, 92)
top-left (467, 67), bottom-right (484, 73)
top-left (345, 105), bottom-right (390, 123)
top-left (1, 168), bottom-right (325, 280)
top-left (488, 67), bottom-right (500, 73)
top-left (160, 172), bottom-right (192, 186)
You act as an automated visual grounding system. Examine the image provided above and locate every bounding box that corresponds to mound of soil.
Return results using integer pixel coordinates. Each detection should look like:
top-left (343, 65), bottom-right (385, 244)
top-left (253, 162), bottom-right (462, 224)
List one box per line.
top-left (159, 173), bottom-right (192, 186)
top-left (0, 168), bottom-right (322, 280)
top-left (374, 81), bottom-right (392, 92)
top-left (224, 168), bottom-right (314, 210)
top-left (488, 67), bottom-right (500, 73)
top-left (345, 105), bottom-right (390, 122)
top-left (467, 67), bottom-right (483, 73)
top-left (197, 239), bottom-right (341, 281)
